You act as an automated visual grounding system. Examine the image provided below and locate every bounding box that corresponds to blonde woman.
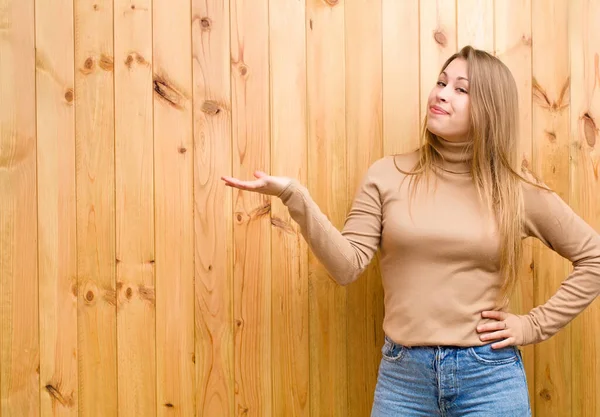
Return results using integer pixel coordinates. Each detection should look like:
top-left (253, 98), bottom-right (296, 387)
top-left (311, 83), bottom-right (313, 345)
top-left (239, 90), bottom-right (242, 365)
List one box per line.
top-left (221, 46), bottom-right (600, 416)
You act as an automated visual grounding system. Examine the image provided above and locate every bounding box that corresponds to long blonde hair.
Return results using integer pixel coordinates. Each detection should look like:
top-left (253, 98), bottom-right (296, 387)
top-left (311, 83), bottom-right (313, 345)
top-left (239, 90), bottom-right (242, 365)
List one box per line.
top-left (396, 45), bottom-right (549, 308)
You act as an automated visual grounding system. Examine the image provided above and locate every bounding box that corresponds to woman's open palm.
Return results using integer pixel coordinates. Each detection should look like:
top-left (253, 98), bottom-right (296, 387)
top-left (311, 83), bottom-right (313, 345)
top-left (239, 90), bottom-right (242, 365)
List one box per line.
top-left (221, 171), bottom-right (292, 197)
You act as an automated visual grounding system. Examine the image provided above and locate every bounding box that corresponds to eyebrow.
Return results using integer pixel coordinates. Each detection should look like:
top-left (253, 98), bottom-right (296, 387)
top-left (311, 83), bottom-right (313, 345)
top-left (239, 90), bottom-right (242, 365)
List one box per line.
top-left (441, 71), bottom-right (469, 82)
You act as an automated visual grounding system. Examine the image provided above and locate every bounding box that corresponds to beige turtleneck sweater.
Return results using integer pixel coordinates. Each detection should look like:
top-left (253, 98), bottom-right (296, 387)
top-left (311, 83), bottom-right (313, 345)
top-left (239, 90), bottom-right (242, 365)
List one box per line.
top-left (277, 138), bottom-right (600, 347)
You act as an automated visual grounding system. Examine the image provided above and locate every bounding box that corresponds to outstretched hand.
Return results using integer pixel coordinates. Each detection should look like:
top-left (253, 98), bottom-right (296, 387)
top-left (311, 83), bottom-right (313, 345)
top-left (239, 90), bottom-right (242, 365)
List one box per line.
top-left (221, 171), bottom-right (292, 197)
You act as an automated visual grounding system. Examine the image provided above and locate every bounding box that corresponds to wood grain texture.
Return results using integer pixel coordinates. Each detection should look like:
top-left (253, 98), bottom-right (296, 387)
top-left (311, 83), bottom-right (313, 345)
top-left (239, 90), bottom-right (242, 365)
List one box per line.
top-left (306, 0), bottom-right (348, 416)
top-left (269, 1), bottom-right (309, 416)
top-left (114, 0), bottom-right (156, 415)
top-left (494, 0), bottom-right (536, 409)
top-left (230, 1), bottom-right (272, 416)
top-left (532, 0), bottom-right (572, 415)
top-left (457, 0), bottom-right (494, 51)
top-left (0, 0), bottom-right (39, 415)
top-left (35, 0), bottom-right (78, 415)
top-left (382, 0), bottom-right (420, 154)
top-left (153, 0), bottom-right (195, 415)
top-left (569, 1), bottom-right (600, 415)
top-left (420, 0), bottom-right (457, 121)
top-left (192, 1), bottom-right (234, 416)
top-left (74, 0), bottom-right (117, 415)
top-left (345, 1), bottom-right (384, 416)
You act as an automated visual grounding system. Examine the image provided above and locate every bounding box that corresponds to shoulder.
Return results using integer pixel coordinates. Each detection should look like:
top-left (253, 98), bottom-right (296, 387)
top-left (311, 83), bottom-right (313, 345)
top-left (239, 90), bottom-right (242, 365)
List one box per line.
top-left (366, 149), bottom-right (421, 176)
top-left (519, 170), bottom-right (561, 209)
top-left (518, 170), bottom-right (573, 237)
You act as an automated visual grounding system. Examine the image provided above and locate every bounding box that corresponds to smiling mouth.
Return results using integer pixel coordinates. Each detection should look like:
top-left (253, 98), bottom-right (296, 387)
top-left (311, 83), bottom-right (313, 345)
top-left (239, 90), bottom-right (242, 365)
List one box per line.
top-left (430, 106), bottom-right (449, 115)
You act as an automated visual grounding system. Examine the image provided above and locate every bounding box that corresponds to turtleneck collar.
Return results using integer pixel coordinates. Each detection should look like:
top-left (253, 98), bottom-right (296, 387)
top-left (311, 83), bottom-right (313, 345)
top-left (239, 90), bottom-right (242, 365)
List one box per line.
top-left (432, 136), bottom-right (473, 174)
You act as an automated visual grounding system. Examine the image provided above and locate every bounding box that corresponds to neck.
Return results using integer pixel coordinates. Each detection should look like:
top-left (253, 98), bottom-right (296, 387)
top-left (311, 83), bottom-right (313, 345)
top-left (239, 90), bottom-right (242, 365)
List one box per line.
top-left (432, 136), bottom-right (473, 174)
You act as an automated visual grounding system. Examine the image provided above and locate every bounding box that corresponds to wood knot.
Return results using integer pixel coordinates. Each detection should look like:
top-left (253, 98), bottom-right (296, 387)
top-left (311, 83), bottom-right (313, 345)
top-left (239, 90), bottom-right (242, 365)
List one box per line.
top-left (71, 283), bottom-right (78, 297)
top-left (544, 130), bottom-right (557, 142)
top-left (164, 403), bottom-right (174, 408)
top-left (99, 54), bottom-right (114, 71)
top-left (85, 290), bottom-right (94, 302)
top-left (239, 65), bottom-right (248, 76)
top-left (201, 100), bottom-right (220, 115)
top-left (153, 76), bottom-right (185, 110)
top-left (131, 4), bottom-right (135, 9)
top-left (64, 89), bottom-right (74, 103)
top-left (208, 265), bottom-right (213, 271)
top-left (433, 30), bottom-right (447, 47)
top-left (178, 146), bottom-right (187, 154)
top-left (200, 17), bottom-right (211, 30)
top-left (236, 319), bottom-right (243, 327)
top-left (83, 57), bottom-right (94, 70)
top-left (93, 4), bottom-right (99, 10)
top-left (125, 287), bottom-right (133, 299)
top-left (125, 55), bottom-right (134, 68)
top-left (539, 388), bottom-right (551, 401)
top-left (582, 112), bottom-right (597, 147)
top-left (235, 213), bottom-right (244, 223)
top-left (271, 217), bottom-right (294, 234)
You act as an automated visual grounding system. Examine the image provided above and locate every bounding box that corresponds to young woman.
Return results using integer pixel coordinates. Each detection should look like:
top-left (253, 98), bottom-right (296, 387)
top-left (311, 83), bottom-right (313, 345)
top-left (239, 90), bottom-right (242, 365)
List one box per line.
top-left (221, 46), bottom-right (600, 416)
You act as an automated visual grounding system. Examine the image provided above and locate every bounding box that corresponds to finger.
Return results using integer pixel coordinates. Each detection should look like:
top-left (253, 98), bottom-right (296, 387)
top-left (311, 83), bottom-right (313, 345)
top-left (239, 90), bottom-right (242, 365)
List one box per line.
top-left (490, 337), bottom-right (515, 349)
top-left (254, 170), bottom-right (268, 179)
top-left (479, 330), bottom-right (510, 342)
top-left (476, 321), bottom-right (506, 333)
top-left (481, 310), bottom-right (505, 320)
top-left (223, 178), bottom-right (264, 190)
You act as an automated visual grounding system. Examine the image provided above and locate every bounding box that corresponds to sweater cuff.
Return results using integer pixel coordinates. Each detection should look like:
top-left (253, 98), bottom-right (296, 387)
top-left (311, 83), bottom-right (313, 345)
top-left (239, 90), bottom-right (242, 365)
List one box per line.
top-left (277, 179), bottom-right (299, 203)
top-left (518, 314), bottom-right (535, 346)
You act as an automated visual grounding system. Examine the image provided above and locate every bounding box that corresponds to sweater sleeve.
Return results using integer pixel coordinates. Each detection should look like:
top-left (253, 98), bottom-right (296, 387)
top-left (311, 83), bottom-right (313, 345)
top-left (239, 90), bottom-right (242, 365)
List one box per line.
top-left (519, 180), bottom-right (600, 345)
top-left (276, 161), bottom-right (384, 286)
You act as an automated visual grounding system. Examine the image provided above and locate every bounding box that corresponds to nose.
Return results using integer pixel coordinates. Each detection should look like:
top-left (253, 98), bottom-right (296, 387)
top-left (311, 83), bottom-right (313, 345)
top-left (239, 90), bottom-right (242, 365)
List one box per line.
top-left (436, 85), bottom-right (450, 102)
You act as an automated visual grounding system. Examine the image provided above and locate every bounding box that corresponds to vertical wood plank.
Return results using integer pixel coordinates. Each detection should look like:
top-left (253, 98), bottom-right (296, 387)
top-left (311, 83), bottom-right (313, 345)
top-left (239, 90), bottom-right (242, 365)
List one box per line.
top-left (153, 0), bottom-right (195, 414)
top-left (420, 0), bottom-right (457, 121)
top-left (269, 0), bottom-right (309, 416)
top-left (114, 0), bottom-right (156, 415)
top-left (35, 0), bottom-right (78, 414)
top-left (532, 0), bottom-right (571, 415)
top-left (382, 0), bottom-right (420, 154)
top-left (74, 0), bottom-right (117, 415)
top-left (456, 0), bottom-right (494, 51)
top-left (0, 0), bottom-right (39, 415)
top-left (345, 1), bottom-right (383, 416)
top-left (494, 0), bottom-right (536, 409)
top-left (306, 0), bottom-right (347, 416)
top-left (192, 1), bottom-right (234, 416)
top-left (230, 1), bottom-right (272, 416)
top-left (569, 0), bottom-right (600, 415)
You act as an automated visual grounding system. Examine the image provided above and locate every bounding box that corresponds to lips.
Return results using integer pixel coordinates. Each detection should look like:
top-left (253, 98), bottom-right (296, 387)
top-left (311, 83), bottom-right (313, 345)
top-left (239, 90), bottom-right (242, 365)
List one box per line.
top-left (430, 105), bottom-right (449, 115)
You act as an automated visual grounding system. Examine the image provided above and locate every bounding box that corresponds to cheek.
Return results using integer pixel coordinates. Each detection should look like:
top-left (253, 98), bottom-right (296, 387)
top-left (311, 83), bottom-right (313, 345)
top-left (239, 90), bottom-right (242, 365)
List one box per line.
top-left (456, 99), bottom-right (470, 123)
top-left (427, 89), bottom-right (436, 105)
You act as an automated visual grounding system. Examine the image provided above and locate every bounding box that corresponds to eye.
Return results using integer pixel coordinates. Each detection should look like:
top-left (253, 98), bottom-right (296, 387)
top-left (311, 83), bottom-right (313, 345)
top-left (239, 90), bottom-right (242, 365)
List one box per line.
top-left (456, 88), bottom-right (468, 94)
top-left (437, 81), bottom-right (446, 87)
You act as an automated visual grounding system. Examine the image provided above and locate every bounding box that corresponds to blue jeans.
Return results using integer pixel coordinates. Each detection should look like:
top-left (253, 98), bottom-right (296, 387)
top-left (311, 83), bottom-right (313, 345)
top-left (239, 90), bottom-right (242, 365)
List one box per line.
top-left (371, 336), bottom-right (532, 416)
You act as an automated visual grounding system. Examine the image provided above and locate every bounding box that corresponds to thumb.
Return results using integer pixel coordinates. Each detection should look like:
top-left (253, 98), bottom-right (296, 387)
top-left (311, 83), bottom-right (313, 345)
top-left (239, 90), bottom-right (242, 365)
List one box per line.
top-left (254, 170), bottom-right (268, 179)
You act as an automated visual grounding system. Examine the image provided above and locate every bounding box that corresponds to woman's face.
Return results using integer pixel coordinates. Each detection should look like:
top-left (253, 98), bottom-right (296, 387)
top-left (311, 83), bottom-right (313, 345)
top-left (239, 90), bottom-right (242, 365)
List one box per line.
top-left (426, 58), bottom-right (471, 143)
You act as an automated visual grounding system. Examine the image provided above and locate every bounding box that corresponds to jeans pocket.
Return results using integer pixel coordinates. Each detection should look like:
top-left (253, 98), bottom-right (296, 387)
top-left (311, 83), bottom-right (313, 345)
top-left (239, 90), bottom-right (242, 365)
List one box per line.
top-left (468, 343), bottom-right (519, 365)
top-left (381, 335), bottom-right (407, 363)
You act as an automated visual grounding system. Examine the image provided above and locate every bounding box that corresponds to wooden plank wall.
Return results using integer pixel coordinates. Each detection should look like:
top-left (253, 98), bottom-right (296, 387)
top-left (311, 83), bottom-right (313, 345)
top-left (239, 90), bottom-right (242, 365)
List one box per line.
top-left (0, 0), bottom-right (598, 416)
